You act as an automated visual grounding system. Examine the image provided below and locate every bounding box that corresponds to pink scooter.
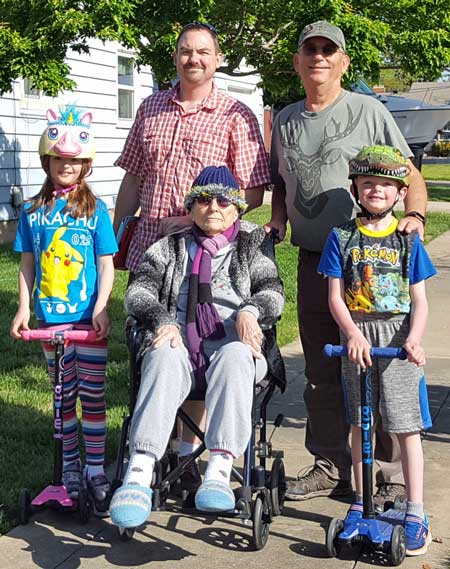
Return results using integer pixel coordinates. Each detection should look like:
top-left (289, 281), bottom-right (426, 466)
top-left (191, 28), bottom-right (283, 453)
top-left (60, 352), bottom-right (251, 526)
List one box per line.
top-left (18, 328), bottom-right (98, 524)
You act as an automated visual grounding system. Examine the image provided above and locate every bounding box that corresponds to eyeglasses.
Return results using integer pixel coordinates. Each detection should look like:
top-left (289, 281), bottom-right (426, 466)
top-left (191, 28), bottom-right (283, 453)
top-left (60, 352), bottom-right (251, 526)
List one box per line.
top-left (180, 22), bottom-right (218, 36)
top-left (195, 196), bottom-right (232, 208)
top-left (300, 42), bottom-right (341, 56)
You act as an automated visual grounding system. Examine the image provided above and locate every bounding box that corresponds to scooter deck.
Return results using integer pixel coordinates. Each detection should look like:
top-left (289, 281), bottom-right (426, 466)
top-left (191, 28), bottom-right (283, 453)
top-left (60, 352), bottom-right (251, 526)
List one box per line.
top-left (339, 507), bottom-right (404, 546)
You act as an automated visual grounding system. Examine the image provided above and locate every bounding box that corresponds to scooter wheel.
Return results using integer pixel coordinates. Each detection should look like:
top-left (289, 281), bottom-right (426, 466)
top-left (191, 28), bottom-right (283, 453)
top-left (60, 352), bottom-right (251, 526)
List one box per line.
top-left (18, 489), bottom-right (31, 525)
top-left (78, 488), bottom-right (90, 524)
top-left (118, 526), bottom-right (135, 541)
top-left (389, 524), bottom-right (406, 566)
top-left (326, 517), bottom-right (343, 557)
top-left (252, 493), bottom-right (271, 550)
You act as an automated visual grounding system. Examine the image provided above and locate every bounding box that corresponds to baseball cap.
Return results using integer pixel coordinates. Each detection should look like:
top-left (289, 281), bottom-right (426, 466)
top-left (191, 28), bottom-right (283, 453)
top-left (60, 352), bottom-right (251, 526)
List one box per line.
top-left (298, 21), bottom-right (346, 52)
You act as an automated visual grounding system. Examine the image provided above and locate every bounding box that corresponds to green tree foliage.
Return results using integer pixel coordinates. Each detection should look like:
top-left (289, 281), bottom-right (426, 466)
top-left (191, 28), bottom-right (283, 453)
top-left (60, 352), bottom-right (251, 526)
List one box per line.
top-left (0, 0), bottom-right (138, 95)
top-left (1, 0), bottom-right (449, 104)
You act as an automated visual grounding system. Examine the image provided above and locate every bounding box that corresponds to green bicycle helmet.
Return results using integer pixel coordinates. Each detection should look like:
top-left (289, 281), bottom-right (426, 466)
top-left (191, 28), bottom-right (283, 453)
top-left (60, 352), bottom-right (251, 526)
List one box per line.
top-left (349, 145), bottom-right (410, 185)
top-left (349, 145), bottom-right (410, 219)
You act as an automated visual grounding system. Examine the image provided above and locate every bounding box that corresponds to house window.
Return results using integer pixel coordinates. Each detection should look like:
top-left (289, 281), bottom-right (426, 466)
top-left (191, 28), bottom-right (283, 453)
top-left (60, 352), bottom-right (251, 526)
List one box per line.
top-left (118, 55), bottom-right (134, 119)
top-left (23, 78), bottom-right (42, 98)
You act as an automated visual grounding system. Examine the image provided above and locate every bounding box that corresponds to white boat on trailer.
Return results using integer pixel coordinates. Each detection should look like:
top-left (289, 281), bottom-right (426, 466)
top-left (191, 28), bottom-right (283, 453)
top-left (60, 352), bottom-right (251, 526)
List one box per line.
top-left (353, 79), bottom-right (450, 150)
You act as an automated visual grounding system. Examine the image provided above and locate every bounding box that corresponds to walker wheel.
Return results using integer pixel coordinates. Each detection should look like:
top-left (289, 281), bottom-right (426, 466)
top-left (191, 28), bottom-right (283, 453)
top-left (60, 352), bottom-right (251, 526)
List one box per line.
top-left (118, 526), bottom-right (135, 541)
top-left (77, 488), bottom-right (90, 524)
top-left (18, 488), bottom-right (31, 525)
top-left (252, 493), bottom-right (271, 550)
top-left (389, 524), bottom-right (406, 566)
top-left (326, 517), bottom-right (343, 557)
top-left (269, 458), bottom-right (286, 516)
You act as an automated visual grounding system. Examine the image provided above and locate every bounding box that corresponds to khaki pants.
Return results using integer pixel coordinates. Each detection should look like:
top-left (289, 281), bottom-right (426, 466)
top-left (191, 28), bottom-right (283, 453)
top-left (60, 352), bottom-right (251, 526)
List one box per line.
top-left (297, 248), bottom-right (404, 485)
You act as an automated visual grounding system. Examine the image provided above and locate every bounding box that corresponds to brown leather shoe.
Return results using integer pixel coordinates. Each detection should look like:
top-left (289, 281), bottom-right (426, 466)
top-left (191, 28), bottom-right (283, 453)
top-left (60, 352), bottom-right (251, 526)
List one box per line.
top-left (285, 466), bottom-right (352, 501)
top-left (373, 483), bottom-right (406, 513)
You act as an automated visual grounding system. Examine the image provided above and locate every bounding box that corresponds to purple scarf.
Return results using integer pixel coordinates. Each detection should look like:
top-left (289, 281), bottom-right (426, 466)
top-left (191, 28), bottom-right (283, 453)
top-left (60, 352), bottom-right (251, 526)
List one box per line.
top-left (186, 220), bottom-right (241, 381)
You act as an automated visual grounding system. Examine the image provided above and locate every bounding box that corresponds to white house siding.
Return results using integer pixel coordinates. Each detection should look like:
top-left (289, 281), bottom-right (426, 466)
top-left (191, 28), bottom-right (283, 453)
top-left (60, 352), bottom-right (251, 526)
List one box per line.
top-left (0, 39), bottom-right (265, 228)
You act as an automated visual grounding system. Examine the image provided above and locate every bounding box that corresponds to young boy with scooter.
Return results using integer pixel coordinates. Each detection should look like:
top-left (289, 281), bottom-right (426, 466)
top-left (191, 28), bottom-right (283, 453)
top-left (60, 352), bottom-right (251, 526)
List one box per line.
top-left (318, 145), bottom-right (436, 556)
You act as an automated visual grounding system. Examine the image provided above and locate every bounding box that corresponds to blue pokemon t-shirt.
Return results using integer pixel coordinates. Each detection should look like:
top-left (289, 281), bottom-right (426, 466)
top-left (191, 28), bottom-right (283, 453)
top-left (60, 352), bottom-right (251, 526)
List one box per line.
top-left (318, 218), bottom-right (436, 315)
top-left (14, 198), bottom-right (118, 323)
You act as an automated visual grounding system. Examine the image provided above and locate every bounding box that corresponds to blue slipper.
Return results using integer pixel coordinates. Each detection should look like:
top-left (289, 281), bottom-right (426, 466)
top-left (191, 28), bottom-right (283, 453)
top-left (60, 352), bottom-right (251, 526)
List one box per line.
top-left (109, 484), bottom-right (153, 528)
top-left (195, 480), bottom-right (235, 512)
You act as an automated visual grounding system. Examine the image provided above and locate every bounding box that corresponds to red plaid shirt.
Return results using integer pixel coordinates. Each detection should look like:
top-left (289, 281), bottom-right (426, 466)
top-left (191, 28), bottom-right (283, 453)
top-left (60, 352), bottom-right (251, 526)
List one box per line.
top-left (115, 82), bottom-right (270, 271)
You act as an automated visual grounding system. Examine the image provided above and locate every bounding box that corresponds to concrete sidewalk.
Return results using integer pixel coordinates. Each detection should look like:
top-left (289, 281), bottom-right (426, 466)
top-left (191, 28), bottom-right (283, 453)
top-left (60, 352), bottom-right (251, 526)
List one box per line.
top-left (2, 234), bottom-right (450, 568)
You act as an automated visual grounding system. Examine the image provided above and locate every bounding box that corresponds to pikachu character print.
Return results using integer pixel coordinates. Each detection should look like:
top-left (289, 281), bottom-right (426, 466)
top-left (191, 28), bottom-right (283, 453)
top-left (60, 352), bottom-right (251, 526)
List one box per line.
top-left (40, 227), bottom-right (85, 302)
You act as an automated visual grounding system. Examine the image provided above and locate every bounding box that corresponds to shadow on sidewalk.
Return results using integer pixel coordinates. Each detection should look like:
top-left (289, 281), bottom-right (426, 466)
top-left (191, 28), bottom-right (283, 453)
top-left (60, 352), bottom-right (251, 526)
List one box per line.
top-left (7, 511), bottom-right (194, 568)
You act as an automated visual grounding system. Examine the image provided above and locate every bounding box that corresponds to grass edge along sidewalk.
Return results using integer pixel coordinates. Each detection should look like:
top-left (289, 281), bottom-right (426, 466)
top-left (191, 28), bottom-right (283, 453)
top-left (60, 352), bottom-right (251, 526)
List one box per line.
top-left (0, 206), bottom-right (450, 534)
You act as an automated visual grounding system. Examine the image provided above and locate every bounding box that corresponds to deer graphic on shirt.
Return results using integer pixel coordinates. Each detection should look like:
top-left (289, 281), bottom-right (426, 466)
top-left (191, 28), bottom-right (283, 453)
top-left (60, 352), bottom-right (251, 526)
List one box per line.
top-left (280, 104), bottom-right (363, 219)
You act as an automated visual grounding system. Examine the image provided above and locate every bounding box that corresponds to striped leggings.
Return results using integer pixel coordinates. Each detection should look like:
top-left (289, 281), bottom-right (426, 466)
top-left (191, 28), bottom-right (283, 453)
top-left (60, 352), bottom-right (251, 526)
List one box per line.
top-left (42, 324), bottom-right (108, 467)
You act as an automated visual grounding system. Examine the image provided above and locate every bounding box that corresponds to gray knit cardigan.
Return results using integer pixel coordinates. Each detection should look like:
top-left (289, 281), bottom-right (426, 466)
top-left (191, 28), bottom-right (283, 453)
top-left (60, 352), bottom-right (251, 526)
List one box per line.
top-left (126, 220), bottom-right (286, 390)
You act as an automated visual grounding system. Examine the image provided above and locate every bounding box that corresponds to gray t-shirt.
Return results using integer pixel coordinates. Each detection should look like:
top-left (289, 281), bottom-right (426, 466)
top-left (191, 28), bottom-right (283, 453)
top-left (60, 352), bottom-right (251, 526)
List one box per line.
top-left (271, 90), bottom-right (412, 252)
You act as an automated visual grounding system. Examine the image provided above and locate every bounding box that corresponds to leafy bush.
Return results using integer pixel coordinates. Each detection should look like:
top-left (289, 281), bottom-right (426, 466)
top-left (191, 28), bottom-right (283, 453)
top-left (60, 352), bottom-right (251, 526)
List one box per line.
top-left (430, 141), bottom-right (450, 157)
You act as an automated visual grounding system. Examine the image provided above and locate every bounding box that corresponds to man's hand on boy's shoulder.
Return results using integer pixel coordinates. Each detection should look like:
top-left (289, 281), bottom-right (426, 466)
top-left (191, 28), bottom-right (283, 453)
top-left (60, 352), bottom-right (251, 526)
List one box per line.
top-left (397, 215), bottom-right (425, 241)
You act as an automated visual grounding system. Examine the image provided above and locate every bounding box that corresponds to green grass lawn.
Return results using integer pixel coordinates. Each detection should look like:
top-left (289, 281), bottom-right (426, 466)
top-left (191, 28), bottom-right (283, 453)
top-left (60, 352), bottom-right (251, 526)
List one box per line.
top-left (1, 207), bottom-right (450, 533)
top-left (422, 163), bottom-right (450, 181)
top-left (427, 185), bottom-right (450, 202)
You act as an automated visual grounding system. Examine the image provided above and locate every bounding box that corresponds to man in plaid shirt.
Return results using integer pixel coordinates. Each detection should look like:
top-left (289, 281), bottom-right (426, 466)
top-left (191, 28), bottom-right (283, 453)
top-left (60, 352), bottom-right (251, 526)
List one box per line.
top-left (113, 22), bottom-right (270, 274)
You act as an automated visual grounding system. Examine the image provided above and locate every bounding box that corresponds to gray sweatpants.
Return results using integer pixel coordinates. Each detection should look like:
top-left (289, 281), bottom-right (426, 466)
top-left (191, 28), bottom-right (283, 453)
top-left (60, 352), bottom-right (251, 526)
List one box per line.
top-left (130, 341), bottom-right (267, 459)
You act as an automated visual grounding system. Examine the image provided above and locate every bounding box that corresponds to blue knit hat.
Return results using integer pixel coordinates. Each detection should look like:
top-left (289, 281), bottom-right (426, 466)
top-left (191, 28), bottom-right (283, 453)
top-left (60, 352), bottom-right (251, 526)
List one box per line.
top-left (184, 165), bottom-right (247, 212)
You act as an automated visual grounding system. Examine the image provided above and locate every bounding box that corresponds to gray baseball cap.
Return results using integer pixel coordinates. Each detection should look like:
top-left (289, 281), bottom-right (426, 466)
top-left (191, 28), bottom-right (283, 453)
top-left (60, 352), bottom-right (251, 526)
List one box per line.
top-left (298, 21), bottom-right (346, 52)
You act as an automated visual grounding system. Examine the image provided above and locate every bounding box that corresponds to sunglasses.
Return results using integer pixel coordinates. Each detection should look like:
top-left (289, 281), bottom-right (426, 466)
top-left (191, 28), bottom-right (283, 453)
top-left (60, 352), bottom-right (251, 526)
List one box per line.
top-left (300, 42), bottom-right (341, 56)
top-left (181, 22), bottom-right (218, 36)
top-left (195, 195), bottom-right (232, 208)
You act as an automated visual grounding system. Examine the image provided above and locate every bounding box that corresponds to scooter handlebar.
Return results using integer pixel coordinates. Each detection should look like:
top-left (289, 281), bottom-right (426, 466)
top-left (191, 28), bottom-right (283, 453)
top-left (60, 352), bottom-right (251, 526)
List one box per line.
top-left (21, 329), bottom-right (98, 342)
top-left (323, 344), bottom-right (407, 360)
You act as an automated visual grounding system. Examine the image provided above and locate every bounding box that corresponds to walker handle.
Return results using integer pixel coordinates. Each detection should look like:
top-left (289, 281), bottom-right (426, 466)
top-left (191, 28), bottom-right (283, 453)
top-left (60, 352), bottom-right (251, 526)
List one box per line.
top-left (323, 344), bottom-right (407, 360)
top-left (21, 329), bottom-right (99, 342)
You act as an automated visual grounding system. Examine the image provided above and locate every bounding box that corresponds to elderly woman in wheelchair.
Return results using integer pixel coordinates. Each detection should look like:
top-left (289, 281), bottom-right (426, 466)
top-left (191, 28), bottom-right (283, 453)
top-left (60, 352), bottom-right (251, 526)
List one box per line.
top-left (110, 165), bottom-right (285, 531)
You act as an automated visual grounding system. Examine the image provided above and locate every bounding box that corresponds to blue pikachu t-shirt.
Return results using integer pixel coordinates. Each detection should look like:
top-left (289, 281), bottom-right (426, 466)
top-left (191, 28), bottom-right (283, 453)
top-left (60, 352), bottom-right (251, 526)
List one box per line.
top-left (14, 198), bottom-right (118, 324)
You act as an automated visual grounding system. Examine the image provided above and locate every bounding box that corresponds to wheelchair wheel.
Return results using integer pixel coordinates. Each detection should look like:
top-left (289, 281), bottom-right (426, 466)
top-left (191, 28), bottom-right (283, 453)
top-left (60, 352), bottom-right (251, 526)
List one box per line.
top-left (326, 517), bottom-right (343, 557)
top-left (18, 488), bottom-right (31, 525)
top-left (389, 525), bottom-right (406, 566)
top-left (269, 458), bottom-right (286, 516)
top-left (252, 493), bottom-right (271, 550)
top-left (118, 526), bottom-right (135, 541)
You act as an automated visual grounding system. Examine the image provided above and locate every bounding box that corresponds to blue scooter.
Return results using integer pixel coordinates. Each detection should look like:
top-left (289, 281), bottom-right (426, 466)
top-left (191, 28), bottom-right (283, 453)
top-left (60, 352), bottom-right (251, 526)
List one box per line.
top-left (323, 344), bottom-right (407, 566)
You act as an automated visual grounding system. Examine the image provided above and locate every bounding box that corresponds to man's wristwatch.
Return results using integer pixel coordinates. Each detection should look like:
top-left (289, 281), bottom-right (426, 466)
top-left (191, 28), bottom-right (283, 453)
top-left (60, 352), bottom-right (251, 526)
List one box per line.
top-left (405, 211), bottom-right (426, 225)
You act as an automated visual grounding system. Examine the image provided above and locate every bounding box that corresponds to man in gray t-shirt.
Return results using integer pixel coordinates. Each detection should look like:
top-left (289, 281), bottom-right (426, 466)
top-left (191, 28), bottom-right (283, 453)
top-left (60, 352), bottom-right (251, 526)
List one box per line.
top-left (267, 20), bottom-right (427, 506)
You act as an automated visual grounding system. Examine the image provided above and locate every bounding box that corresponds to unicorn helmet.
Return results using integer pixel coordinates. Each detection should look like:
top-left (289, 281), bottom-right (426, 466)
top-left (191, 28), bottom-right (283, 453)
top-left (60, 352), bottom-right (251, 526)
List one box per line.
top-left (39, 105), bottom-right (96, 159)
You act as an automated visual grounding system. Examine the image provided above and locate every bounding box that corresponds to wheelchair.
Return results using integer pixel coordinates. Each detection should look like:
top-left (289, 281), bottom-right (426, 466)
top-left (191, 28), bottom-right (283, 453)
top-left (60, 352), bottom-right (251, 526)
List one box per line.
top-left (112, 317), bottom-right (287, 550)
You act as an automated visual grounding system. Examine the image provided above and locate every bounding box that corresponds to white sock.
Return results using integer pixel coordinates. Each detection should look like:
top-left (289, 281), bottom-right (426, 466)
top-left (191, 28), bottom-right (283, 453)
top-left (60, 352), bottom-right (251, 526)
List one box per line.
top-left (204, 450), bottom-right (233, 485)
top-left (124, 451), bottom-right (156, 488)
top-left (86, 465), bottom-right (105, 479)
top-left (406, 501), bottom-right (425, 519)
top-left (179, 441), bottom-right (201, 457)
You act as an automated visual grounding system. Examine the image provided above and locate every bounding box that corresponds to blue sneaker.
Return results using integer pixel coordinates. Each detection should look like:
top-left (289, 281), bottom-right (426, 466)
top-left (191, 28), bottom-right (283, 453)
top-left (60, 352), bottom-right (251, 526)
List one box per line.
top-left (339, 502), bottom-right (364, 539)
top-left (404, 514), bottom-right (432, 556)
